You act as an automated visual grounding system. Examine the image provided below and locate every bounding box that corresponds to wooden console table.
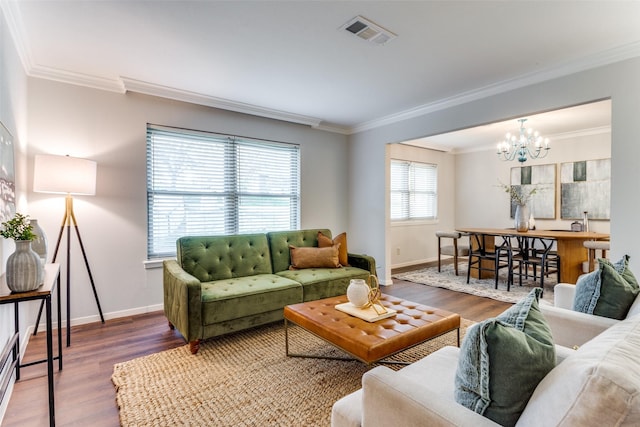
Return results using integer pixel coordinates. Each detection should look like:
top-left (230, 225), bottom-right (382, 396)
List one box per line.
top-left (0, 263), bottom-right (62, 426)
top-left (457, 228), bottom-right (609, 284)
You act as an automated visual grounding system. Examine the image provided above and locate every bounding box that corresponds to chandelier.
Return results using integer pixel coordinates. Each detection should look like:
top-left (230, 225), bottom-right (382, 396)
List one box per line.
top-left (497, 118), bottom-right (550, 163)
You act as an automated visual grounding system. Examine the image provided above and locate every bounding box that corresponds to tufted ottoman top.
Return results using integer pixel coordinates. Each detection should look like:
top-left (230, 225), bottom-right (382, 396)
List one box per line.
top-left (284, 294), bottom-right (460, 364)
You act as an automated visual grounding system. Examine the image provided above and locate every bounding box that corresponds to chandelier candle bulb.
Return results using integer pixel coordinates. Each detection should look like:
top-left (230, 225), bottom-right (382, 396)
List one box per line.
top-left (497, 118), bottom-right (551, 163)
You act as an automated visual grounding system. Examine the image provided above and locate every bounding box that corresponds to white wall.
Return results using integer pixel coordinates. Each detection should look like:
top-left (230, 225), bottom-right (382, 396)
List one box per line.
top-left (456, 131), bottom-right (611, 231)
top-left (388, 130), bottom-right (611, 270)
top-left (388, 144), bottom-right (456, 268)
top-left (26, 80), bottom-right (350, 324)
top-left (0, 5), bottom-right (29, 421)
top-left (349, 58), bottom-right (640, 284)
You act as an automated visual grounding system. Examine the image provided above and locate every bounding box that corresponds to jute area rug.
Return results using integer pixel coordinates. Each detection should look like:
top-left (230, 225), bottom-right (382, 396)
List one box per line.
top-left (393, 262), bottom-right (556, 304)
top-left (112, 319), bottom-right (473, 427)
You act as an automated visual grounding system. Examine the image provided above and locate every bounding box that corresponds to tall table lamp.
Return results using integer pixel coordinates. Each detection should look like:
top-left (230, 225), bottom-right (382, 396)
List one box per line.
top-left (33, 154), bottom-right (104, 347)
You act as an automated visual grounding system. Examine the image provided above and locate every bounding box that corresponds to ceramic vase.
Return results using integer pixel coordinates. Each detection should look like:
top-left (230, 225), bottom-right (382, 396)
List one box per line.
top-left (514, 204), bottom-right (529, 232)
top-left (30, 219), bottom-right (48, 265)
top-left (583, 211), bottom-right (590, 232)
top-left (347, 279), bottom-right (370, 308)
top-left (528, 213), bottom-right (536, 230)
top-left (6, 240), bottom-right (44, 292)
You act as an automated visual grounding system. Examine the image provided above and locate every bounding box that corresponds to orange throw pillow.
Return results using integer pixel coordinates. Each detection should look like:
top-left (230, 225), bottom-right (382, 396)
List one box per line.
top-left (289, 244), bottom-right (341, 270)
top-left (318, 231), bottom-right (349, 266)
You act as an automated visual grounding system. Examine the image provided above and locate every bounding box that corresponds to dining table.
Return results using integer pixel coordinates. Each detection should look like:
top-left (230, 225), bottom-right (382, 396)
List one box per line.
top-left (456, 227), bottom-right (610, 284)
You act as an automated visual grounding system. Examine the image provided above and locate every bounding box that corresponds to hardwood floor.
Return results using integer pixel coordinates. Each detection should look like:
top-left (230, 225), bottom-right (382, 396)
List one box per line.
top-left (3, 267), bottom-right (510, 426)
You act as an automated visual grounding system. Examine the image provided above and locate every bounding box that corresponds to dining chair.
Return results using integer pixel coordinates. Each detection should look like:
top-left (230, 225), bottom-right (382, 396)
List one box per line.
top-left (509, 236), bottom-right (560, 292)
top-left (435, 231), bottom-right (470, 276)
top-left (500, 235), bottom-right (524, 291)
top-left (583, 240), bottom-right (610, 273)
top-left (466, 233), bottom-right (511, 288)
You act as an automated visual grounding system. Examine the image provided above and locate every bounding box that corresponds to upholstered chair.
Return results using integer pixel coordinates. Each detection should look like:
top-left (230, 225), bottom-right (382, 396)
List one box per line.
top-left (583, 240), bottom-right (610, 273)
top-left (540, 282), bottom-right (640, 348)
top-left (436, 231), bottom-right (470, 276)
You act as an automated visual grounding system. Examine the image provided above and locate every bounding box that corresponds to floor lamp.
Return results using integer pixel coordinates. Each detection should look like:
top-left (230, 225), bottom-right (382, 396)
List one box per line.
top-left (33, 154), bottom-right (104, 347)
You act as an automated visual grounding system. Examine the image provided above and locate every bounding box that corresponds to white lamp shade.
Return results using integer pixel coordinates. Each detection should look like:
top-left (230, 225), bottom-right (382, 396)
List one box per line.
top-left (33, 154), bottom-right (97, 195)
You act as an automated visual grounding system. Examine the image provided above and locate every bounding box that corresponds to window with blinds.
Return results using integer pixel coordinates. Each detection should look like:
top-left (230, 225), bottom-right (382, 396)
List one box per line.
top-left (390, 160), bottom-right (437, 221)
top-left (146, 125), bottom-right (300, 258)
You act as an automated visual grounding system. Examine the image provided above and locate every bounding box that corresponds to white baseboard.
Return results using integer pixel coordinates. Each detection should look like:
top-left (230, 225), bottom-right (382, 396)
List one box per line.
top-left (390, 257), bottom-right (437, 270)
top-left (33, 303), bottom-right (164, 335)
top-left (71, 303), bottom-right (164, 327)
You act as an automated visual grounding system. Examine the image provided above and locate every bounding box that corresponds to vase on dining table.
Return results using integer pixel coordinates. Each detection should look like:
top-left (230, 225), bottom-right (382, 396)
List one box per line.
top-left (514, 204), bottom-right (529, 232)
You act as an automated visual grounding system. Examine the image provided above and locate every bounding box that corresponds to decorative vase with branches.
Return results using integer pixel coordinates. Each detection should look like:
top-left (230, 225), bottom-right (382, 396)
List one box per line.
top-left (497, 181), bottom-right (537, 206)
top-left (497, 181), bottom-right (537, 232)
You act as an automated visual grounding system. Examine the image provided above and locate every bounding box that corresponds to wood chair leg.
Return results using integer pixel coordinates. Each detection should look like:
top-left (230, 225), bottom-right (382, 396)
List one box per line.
top-left (453, 255), bottom-right (458, 276)
top-left (453, 240), bottom-right (459, 276)
top-left (437, 236), bottom-right (442, 272)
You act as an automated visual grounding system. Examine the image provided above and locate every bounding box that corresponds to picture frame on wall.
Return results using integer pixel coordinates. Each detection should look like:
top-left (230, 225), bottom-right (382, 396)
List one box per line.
top-left (560, 158), bottom-right (611, 220)
top-left (0, 121), bottom-right (16, 222)
top-left (510, 164), bottom-right (556, 219)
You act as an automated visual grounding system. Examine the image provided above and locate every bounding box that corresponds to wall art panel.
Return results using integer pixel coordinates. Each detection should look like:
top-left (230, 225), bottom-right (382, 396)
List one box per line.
top-left (510, 164), bottom-right (556, 219)
top-left (560, 158), bottom-right (610, 220)
top-left (0, 122), bottom-right (15, 221)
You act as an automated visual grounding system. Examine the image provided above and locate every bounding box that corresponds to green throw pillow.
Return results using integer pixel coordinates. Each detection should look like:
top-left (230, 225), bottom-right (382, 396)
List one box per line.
top-left (454, 289), bottom-right (556, 427)
top-left (593, 257), bottom-right (640, 320)
top-left (613, 254), bottom-right (639, 289)
top-left (573, 255), bottom-right (639, 320)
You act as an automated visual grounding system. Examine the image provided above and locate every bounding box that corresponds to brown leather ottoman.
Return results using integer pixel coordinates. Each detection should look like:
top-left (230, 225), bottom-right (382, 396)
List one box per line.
top-left (283, 294), bottom-right (461, 365)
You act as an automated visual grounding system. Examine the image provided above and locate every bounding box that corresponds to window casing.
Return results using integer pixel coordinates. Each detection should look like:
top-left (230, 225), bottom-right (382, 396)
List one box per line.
top-left (390, 160), bottom-right (437, 221)
top-left (146, 125), bottom-right (300, 258)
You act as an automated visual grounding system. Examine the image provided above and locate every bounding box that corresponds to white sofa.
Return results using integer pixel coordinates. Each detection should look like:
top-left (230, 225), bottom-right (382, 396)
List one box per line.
top-left (540, 282), bottom-right (640, 348)
top-left (331, 284), bottom-right (640, 427)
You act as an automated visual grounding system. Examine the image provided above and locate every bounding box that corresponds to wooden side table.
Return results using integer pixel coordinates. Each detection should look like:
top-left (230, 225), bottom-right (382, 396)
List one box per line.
top-left (0, 263), bottom-right (62, 426)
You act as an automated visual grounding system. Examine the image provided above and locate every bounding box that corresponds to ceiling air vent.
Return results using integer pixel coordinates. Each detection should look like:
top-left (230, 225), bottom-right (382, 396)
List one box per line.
top-left (342, 16), bottom-right (396, 45)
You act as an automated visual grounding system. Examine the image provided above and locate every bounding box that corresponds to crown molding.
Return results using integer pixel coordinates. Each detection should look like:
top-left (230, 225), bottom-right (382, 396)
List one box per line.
top-left (121, 78), bottom-right (322, 127)
top-left (550, 125), bottom-right (611, 140)
top-left (3, 0), bottom-right (637, 135)
top-left (2, 0), bottom-right (324, 128)
top-left (1, 0), bottom-right (33, 74)
top-left (452, 125), bottom-right (612, 156)
top-left (312, 123), bottom-right (351, 135)
top-left (350, 42), bottom-right (640, 134)
top-left (32, 66), bottom-right (125, 93)
top-left (1, 0), bottom-right (125, 93)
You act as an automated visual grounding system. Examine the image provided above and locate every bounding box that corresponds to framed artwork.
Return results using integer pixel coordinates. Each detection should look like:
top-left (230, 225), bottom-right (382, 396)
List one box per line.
top-left (0, 121), bottom-right (15, 222)
top-left (560, 158), bottom-right (610, 220)
top-left (510, 164), bottom-right (556, 219)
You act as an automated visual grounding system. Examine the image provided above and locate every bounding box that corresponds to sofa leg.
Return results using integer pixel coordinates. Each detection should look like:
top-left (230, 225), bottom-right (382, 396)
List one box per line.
top-left (168, 321), bottom-right (175, 330)
top-left (189, 340), bottom-right (201, 355)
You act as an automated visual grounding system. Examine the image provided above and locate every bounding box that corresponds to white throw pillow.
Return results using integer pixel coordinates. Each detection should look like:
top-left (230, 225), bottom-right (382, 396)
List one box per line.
top-left (518, 316), bottom-right (640, 426)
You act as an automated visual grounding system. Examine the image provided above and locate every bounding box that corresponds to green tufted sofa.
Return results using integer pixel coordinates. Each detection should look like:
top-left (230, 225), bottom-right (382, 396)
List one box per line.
top-left (163, 229), bottom-right (376, 354)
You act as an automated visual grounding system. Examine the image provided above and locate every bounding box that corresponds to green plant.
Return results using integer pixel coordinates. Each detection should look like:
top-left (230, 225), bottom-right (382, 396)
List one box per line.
top-left (0, 213), bottom-right (35, 241)
top-left (497, 181), bottom-right (537, 206)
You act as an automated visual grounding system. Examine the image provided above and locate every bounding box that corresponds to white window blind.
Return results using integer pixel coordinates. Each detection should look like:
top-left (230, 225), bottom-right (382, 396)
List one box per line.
top-left (390, 160), bottom-right (437, 221)
top-left (146, 125), bottom-right (300, 258)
